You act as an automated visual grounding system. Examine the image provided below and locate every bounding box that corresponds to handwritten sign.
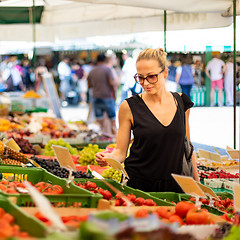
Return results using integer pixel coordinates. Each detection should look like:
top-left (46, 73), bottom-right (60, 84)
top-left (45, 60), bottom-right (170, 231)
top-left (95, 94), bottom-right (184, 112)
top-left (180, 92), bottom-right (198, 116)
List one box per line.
top-left (171, 174), bottom-right (205, 197)
top-left (197, 182), bottom-right (219, 199)
top-left (42, 72), bottom-right (62, 119)
top-left (227, 150), bottom-right (239, 160)
top-left (234, 183), bottom-right (240, 211)
top-left (198, 149), bottom-right (222, 163)
top-left (52, 145), bottom-right (76, 170)
top-left (5, 138), bottom-right (21, 151)
top-left (104, 157), bottom-right (129, 179)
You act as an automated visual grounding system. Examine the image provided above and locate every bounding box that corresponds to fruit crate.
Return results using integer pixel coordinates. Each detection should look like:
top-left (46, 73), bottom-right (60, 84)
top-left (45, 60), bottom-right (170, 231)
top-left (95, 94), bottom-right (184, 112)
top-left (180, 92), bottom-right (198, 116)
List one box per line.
top-left (74, 179), bottom-right (174, 206)
top-left (0, 195), bottom-right (47, 238)
top-left (148, 192), bottom-right (182, 204)
top-left (179, 194), bottom-right (226, 216)
top-left (72, 141), bottom-right (113, 150)
top-left (0, 166), bottom-right (102, 208)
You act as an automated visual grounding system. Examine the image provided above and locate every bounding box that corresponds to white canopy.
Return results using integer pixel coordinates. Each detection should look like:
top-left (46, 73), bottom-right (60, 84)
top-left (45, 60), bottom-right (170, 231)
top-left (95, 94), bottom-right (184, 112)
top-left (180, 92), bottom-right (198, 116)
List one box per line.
top-left (0, 0), bottom-right (235, 42)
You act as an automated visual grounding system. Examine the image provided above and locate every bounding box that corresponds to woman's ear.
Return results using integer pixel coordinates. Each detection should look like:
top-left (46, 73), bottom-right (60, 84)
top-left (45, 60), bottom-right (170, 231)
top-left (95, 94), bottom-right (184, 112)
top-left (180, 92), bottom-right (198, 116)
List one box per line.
top-left (163, 68), bottom-right (168, 79)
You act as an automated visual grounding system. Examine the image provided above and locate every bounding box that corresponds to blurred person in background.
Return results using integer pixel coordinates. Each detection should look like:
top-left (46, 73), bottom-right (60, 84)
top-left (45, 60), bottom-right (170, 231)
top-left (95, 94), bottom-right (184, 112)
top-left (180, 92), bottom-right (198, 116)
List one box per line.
top-left (175, 56), bottom-right (194, 98)
top-left (120, 50), bottom-right (142, 103)
top-left (35, 58), bottom-right (48, 95)
top-left (205, 53), bottom-right (226, 107)
top-left (21, 58), bottom-right (33, 90)
top-left (224, 57), bottom-right (234, 106)
top-left (166, 59), bottom-right (177, 92)
top-left (87, 53), bottom-right (117, 136)
top-left (57, 56), bottom-right (72, 105)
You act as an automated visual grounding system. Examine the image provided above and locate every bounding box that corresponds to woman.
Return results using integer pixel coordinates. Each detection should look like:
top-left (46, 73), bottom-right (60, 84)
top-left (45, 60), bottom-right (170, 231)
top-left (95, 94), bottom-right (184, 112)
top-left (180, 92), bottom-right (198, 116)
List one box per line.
top-left (96, 48), bottom-right (199, 192)
top-left (224, 57), bottom-right (234, 106)
top-left (175, 56), bottom-right (194, 98)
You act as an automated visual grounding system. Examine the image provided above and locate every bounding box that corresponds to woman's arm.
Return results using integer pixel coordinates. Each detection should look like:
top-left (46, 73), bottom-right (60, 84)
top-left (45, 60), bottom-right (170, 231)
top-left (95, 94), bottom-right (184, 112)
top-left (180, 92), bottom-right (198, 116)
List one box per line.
top-left (185, 109), bottom-right (200, 182)
top-left (96, 100), bottom-right (132, 165)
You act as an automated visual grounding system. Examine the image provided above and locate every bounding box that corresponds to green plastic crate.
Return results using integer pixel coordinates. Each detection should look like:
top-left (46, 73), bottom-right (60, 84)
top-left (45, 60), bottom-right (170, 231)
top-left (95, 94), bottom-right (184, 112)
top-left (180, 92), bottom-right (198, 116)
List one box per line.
top-left (0, 166), bottom-right (102, 208)
top-left (179, 194), bottom-right (226, 216)
top-left (148, 192), bottom-right (181, 203)
top-left (0, 195), bottom-right (47, 238)
top-left (74, 179), bottom-right (174, 206)
top-left (217, 192), bottom-right (233, 200)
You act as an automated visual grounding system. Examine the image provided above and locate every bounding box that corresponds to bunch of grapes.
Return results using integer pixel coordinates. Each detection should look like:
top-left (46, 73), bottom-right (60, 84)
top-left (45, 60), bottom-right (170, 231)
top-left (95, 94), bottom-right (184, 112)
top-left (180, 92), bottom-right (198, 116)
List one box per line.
top-left (78, 144), bottom-right (103, 166)
top-left (101, 167), bottom-right (122, 183)
top-left (44, 138), bottom-right (78, 156)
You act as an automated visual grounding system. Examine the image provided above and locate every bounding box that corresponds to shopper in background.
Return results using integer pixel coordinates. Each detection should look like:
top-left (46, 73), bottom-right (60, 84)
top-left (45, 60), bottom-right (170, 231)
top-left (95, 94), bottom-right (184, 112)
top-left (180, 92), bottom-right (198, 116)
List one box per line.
top-left (21, 58), bottom-right (33, 90)
top-left (35, 58), bottom-right (49, 95)
top-left (175, 56), bottom-right (194, 98)
top-left (193, 59), bottom-right (204, 87)
top-left (205, 53), bottom-right (226, 107)
top-left (224, 57), bottom-right (234, 106)
top-left (166, 59), bottom-right (177, 92)
top-left (96, 48), bottom-right (199, 192)
top-left (87, 53), bottom-right (117, 136)
top-left (57, 57), bottom-right (72, 105)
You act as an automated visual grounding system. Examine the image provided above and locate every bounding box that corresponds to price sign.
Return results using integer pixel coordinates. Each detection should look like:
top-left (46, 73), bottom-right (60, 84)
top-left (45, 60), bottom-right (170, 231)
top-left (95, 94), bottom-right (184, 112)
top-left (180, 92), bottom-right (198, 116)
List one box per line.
top-left (197, 182), bottom-right (219, 200)
top-left (198, 149), bottom-right (222, 163)
top-left (104, 157), bottom-right (129, 179)
top-left (234, 183), bottom-right (240, 211)
top-left (52, 145), bottom-right (76, 171)
top-left (171, 174), bottom-right (205, 197)
top-left (5, 138), bottom-right (21, 151)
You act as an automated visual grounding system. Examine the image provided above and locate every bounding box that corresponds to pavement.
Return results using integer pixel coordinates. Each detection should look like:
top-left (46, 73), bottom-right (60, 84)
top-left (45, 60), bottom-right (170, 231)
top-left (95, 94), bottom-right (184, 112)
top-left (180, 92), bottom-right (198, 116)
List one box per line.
top-left (61, 104), bottom-right (239, 151)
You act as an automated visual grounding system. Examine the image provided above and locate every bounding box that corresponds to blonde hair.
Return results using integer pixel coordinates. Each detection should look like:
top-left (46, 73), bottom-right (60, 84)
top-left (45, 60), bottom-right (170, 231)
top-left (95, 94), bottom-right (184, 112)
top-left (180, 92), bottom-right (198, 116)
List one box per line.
top-left (136, 48), bottom-right (167, 70)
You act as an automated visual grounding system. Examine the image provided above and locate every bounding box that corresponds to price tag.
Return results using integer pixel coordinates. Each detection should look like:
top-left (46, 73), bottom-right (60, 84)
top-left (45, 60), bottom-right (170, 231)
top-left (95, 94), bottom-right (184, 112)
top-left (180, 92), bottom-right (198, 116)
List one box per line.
top-left (233, 182), bottom-right (240, 211)
top-left (227, 150), bottom-right (239, 160)
top-left (104, 157), bottom-right (129, 179)
top-left (5, 138), bottom-right (21, 151)
top-left (171, 174), bottom-right (205, 197)
top-left (24, 181), bottom-right (66, 231)
top-left (198, 149), bottom-right (222, 163)
top-left (196, 182), bottom-right (219, 200)
top-left (52, 145), bottom-right (76, 171)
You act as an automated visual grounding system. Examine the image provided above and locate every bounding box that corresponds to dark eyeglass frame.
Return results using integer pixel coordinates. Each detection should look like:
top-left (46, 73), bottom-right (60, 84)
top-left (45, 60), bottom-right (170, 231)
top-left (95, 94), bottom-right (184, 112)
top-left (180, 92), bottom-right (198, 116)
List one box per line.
top-left (134, 68), bottom-right (165, 85)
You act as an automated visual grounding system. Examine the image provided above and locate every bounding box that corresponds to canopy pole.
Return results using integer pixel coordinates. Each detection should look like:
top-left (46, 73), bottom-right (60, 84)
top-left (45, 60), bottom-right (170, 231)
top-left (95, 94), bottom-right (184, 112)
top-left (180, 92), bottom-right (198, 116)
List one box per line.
top-left (32, 0), bottom-right (36, 66)
top-left (233, 0), bottom-right (236, 150)
top-left (164, 10), bottom-right (167, 51)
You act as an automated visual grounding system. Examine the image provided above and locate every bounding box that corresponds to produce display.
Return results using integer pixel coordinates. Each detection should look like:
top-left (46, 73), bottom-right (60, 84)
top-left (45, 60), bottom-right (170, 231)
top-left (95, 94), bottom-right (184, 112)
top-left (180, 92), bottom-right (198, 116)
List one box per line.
top-left (0, 208), bottom-right (31, 239)
top-left (31, 156), bottom-right (93, 179)
top-left (101, 167), bottom-right (123, 182)
top-left (78, 144), bottom-right (103, 165)
top-left (44, 139), bottom-right (79, 156)
top-left (11, 137), bottom-right (36, 155)
top-left (22, 90), bottom-right (41, 98)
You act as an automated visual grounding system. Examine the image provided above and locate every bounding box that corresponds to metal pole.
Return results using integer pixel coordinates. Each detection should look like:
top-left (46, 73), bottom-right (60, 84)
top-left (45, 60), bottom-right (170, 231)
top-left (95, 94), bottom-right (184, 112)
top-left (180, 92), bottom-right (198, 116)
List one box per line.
top-left (164, 10), bottom-right (167, 51)
top-left (32, 0), bottom-right (36, 66)
top-left (233, 0), bottom-right (236, 149)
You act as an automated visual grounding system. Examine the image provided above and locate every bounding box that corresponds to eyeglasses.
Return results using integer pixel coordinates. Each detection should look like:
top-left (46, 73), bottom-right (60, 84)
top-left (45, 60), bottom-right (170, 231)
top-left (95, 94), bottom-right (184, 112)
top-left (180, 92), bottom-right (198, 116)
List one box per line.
top-left (134, 68), bottom-right (165, 85)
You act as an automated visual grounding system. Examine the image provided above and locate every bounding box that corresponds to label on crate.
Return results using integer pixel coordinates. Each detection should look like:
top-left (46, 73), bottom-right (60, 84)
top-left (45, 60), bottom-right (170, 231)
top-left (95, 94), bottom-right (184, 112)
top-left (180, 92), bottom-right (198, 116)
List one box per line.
top-left (171, 174), bottom-right (205, 197)
top-left (52, 145), bottom-right (76, 170)
top-left (233, 182), bottom-right (240, 211)
top-left (197, 182), bottom-right (219, 199)
top-left (5, 138), bottom-right (21, 151)
top-left (24, 181), bottom-right (66, 231)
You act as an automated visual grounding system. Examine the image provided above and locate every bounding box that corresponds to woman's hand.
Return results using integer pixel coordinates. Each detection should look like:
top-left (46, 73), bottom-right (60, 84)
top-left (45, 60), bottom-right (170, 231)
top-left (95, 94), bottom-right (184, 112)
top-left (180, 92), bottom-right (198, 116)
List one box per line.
top-left (96, 152), bottom-right (109, 167)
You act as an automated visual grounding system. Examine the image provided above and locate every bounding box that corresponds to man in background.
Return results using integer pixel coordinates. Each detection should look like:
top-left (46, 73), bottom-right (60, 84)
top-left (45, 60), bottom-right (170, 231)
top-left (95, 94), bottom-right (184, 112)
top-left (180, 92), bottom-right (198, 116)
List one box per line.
top-left (205, 53), bottom-right (226, 107)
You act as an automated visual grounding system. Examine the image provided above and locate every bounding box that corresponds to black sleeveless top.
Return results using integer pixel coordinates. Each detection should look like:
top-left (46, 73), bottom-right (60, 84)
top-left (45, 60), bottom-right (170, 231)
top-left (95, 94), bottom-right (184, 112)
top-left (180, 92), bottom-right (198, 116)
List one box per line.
top-left (125, 92), bottom-right (193, 192)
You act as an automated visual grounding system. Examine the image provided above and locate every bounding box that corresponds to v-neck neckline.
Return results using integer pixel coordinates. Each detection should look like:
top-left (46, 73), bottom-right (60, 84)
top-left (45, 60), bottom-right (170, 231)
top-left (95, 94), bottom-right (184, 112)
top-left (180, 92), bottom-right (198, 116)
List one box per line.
top-left (137, 92), bottom-right (178, 128)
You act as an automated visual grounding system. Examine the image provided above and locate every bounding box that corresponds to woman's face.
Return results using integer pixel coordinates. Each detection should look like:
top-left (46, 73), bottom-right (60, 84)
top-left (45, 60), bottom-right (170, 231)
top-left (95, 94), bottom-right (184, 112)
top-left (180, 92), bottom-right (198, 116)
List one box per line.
top-left (136, 59), bottom-right (167, 94)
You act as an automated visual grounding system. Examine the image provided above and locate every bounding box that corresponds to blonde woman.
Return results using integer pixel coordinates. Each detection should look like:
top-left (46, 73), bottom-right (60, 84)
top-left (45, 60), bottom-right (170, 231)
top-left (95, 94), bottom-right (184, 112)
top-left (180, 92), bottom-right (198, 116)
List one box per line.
top-left (96, 48), bottom-right (199, 192)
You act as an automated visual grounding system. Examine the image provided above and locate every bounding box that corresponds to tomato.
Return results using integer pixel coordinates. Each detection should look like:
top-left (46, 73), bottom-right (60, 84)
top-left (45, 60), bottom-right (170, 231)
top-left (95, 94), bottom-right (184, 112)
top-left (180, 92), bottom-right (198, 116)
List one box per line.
top-left (35, 211), bottom-right (50, 223)
top-left (0, 180), bottom-right (9, 185)
top-left (155, 207), bottom-right (174, 219)
top-left (200, 198), bottom-right (209, 205)
top-left (126, 194), bottom-right (137, 203)
top-left (186, 208), bottom-right (211, 225)
top-left (34, 182), bottom-right (51, 190)
top-left (5, 188), bottom-right (18, 194)
top-left (0, 208), bottom-right (6, 218)
top-left (134, 197), bottom-right (145, 206)
top-left (144, 199), bottom-right (157, 206)
top-left (135, 209), bottom-right (150, 218)
top-left (169, 214), bottom-right (184, 225)
top-left (189, 197), bottom-right (196, 202)
top-left (85, 181), bottom-right (97, 190)
top-left (102, 190), bottom-right (112, 200)
top-left (175, 201), bottom-right (196, 218)
top-left (115, 199), bottom-right (121, 206)
top-left (2, 213), bottom-right (14, 224)
top-left (0, 184), bottom-right (7, 191)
